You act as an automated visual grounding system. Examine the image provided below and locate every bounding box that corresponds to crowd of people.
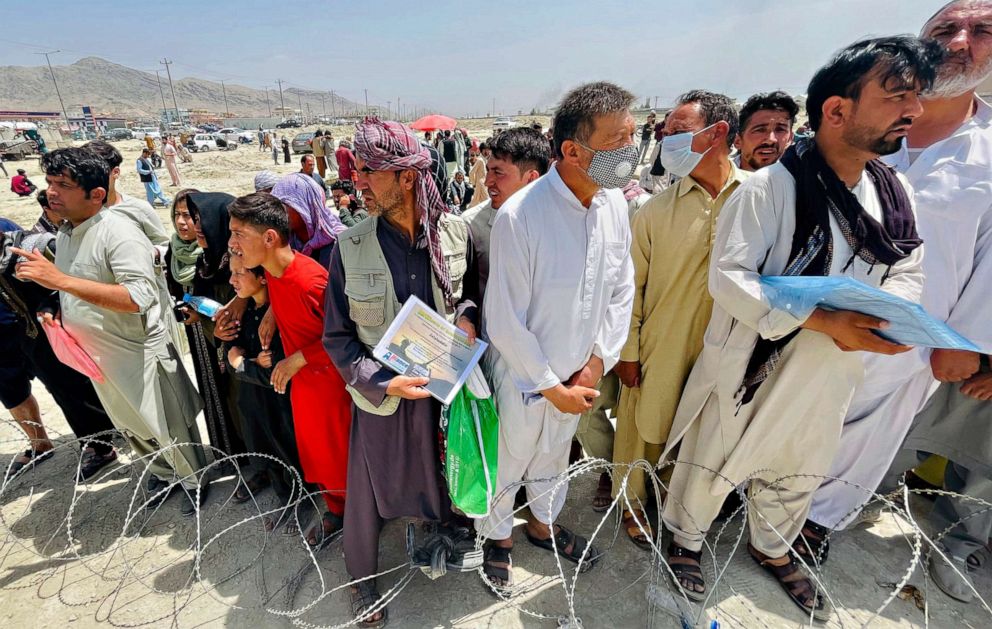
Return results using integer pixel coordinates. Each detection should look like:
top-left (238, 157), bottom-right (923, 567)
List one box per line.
top-left (2, 2), bottom-right (992, 626)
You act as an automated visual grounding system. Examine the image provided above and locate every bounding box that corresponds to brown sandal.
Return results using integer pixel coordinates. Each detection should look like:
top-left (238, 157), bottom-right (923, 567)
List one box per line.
top-left (592, 472), bottom-right (612, 512)
top-left (667, 542), bottom-right (706, 602)
top-left (748, 543), bottom-right (830, 621)
top-left (621, 510), bottom-right (653, 550)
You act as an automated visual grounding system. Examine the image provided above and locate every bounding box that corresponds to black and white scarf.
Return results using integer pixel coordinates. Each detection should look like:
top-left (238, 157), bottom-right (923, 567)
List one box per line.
top-left (737, 139), bottom-right (922, 407)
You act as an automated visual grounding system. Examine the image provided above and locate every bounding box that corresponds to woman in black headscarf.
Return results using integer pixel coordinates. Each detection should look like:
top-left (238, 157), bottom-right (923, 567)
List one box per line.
top-left (182, 192), bottom-right (248, 461)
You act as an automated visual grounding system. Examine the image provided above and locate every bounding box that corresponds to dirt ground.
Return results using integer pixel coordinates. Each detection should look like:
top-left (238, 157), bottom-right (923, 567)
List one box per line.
top-left (1, 125), bottom-right (989, 628)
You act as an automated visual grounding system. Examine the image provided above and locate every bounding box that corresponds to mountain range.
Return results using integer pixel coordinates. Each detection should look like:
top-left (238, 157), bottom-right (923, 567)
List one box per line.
top-left (0, 56), bottom-right (359, 120)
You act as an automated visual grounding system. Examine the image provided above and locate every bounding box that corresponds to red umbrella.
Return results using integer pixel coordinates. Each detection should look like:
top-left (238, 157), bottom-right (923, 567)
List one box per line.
top-left (409, 114), bottom-right (458, 132)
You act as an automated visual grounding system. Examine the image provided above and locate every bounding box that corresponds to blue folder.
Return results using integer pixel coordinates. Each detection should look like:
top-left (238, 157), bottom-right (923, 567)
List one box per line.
top-left (759, 276), bottom-right (979, 351)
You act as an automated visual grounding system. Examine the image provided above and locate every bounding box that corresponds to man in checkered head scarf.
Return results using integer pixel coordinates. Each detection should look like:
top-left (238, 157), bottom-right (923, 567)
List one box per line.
top-left (353, 116), bottom-right (453, 305)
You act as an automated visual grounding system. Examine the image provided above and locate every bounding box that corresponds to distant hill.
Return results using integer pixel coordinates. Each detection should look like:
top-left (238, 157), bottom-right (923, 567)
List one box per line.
top-left (0, 56), bottom-right (358, 119)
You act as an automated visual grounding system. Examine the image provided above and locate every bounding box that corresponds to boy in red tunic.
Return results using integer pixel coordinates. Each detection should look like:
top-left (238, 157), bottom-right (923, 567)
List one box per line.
top-left (228, 192), bottom-right (351, 545)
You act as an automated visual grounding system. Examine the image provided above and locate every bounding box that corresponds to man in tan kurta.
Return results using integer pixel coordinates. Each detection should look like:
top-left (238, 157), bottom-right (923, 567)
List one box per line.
top-left (612, 91), bottom-right (747, 548)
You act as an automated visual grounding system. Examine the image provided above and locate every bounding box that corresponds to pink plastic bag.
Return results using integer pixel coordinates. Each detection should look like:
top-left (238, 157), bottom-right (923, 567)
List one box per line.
top-left (41, 321), bottom-right (104, 384)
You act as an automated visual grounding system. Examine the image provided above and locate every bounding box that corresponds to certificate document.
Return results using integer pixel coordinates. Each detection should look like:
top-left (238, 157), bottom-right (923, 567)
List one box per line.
top-left (373, 295), bottom-right (488, 405)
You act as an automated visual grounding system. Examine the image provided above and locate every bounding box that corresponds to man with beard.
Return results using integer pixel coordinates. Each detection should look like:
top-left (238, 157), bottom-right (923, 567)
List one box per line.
top-left (806, 2), bottom-right (992, 603)
top-left (734, 91), bottom-right (799, 171)
top-left (660, 37), bottom-right (936, 620)
top-left (321, 117), bottom-right (480, 627)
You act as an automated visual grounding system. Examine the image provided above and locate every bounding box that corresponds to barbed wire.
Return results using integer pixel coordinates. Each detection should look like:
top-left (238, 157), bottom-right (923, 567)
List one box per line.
top-left (0, 418), bottom-right (989, 628)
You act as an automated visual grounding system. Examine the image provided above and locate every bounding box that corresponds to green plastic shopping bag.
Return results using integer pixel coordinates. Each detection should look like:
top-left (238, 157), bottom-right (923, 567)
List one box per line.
top-left (441, 371), bottom-right (499, 518)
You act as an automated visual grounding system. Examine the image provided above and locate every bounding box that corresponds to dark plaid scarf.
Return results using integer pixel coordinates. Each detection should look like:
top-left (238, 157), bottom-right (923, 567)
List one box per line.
top-left (737, 139), bottom-right (922, 407)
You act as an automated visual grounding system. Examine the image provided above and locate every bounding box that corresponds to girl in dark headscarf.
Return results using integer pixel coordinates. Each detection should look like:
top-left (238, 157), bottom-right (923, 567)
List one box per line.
top-left (183, 192), bottom-right (249, 463)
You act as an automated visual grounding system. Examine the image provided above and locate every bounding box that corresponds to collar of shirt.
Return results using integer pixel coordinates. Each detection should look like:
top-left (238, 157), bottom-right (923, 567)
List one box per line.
top-left (676, 161), bottom-right (746, 200)
top-left (886, 95), bottom-right (992, 172)
top-left (377, 214), bottom-right (428, 250)
top-left (60, 207), bottom-right (106, 239)
top-left (548, 163), bottom-right (608, 213)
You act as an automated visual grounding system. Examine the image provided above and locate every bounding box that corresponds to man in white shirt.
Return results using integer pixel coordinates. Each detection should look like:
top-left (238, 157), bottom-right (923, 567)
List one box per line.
top-left (807, 1), bottom-right (992, 602)
top-left (479, 81), bottom-right (636, 591)
top-left (660, 37), bottom-right (937, 620)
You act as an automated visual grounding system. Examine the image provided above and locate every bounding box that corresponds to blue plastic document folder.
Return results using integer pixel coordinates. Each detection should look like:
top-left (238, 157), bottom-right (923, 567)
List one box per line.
top-left (759, 276), bottom-right (979, 351)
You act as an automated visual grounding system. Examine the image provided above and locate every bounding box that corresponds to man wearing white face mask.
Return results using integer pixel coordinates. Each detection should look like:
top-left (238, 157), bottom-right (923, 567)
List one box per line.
top-left (611, 90), bottom-right (748, 551)
top-left (478, 81), bottom-right (635, 591)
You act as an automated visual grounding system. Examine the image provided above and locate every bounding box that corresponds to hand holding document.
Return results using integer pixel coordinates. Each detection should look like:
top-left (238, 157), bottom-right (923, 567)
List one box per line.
top-left (760, 276), bottom-right (979, 351)
top-left (373, 296), bottom-right (488, 405)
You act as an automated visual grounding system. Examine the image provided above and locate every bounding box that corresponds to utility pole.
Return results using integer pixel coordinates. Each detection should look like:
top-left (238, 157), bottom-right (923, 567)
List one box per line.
top-left (220, 79), bottom-right (230, 117)
top-left (331, 90), bottom-right (336, 117)
top-left (654, 96), bottom-right (658, 110)
top-left (397, 97), bottom-right (401, 121)
top-left (276, 79), bottom-right (286, 117)
top-left (296, 89), bottom-right (304, 121)
top-left (320, 93), bottom-right (326, 117)
top-left (160, 58), bottom-right (181, 125)
top-left (386, 101), bottom-right (391, 119)
top-left (36, 51), bottom-right (71, 132)
top-left (492, 97), bottom-right (496, 117)
top-left (154, 70), bottom-right (168, 116)
top-left (364, 89), bottom-right (369, 116)
top-left (264, 87), bottom-right (272, 117)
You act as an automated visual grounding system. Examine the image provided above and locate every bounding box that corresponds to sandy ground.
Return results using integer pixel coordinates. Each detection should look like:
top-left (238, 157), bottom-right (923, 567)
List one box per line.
top-left (1, 124), bottom-right (990, 628)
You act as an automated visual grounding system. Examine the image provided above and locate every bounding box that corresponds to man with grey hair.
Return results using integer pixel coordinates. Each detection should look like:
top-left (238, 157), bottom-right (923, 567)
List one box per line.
top-left (478, 81), bottom-right (635, 590)
top-left (807, 0), bottom-right (992, 603)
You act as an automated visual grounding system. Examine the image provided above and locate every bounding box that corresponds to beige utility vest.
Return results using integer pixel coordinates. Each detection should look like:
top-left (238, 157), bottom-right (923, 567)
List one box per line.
top-left (338, 214), bottom-right (470, 415)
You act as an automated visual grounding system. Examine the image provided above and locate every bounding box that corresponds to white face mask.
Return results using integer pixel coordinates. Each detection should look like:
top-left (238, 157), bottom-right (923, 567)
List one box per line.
top-left (660, 123), bottom-right (717, 178)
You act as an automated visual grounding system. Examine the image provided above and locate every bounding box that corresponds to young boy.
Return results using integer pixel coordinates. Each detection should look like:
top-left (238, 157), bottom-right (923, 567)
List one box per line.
top-left (227, 192), bottom-right (351, 547)
top-left (225, 254), bottom-right (306, 532)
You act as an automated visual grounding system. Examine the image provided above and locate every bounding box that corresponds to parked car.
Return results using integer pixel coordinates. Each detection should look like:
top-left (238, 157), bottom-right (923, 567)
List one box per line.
top-left (492, 117), bottom-right (517, 131)
top-left (104, 128), bottom-right (134, 140)
top-left (186, 134), bottom-right (218, 152)
top-left (200, 123), bottom-right (221, 133)
top-left (217, 127), bottom-right (255, 144)
top-left (277, 120), bottom-right (302, 129)
top-left (210, 134), bottom-right (239, 150)
top-left (291, 132), bottom-right (315, 154)
top-left (132, 127), bottom-right (161, 140)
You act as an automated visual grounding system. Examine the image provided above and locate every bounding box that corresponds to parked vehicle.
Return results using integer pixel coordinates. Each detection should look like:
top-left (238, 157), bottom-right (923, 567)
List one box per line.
top-left (291, 132), bottom-right (315, 154)
top-left (187, 134), bottom-right (218, 152)
top-left (211, 134), bottom-right (239, 150)
top-left (217, 127), bottom-right (255, 144)
top-left (277, 120), bottom-right (302, 129)
top-left (104, 128), bottom-right (134, 140)
top-left (492, 117), bottom-right (517, 131)
top-left (132, 127), bottom-right (162, 140)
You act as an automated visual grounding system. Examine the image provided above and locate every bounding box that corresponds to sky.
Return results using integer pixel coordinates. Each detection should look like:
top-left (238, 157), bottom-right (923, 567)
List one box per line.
top-left (1, 0), bottom-right (946, 117)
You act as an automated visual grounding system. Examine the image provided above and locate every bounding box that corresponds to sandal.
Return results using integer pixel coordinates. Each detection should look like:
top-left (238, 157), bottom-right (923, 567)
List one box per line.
top-left (622, 509), bottom-right (654, 550)
top-left (667, 542), bottom-right (706, 602)
top-left (7, 448), bottom-right (54, 478)
top-left (234, 471), bottom-right (271, 503)
top-left (482, 542), bottom-right (513, 592)
top-left (350, 581), bottom-right (388, 628)
top-left (306, 511), bottom-right (343, 548)
top-left (792, 519), bottom-right (830, 565)
top-left (748, 543), bottom-right (830, 621)
top-left (592, 472), bottom-right (612, 512)
top-left (525, 524), bottom-right (600, 572)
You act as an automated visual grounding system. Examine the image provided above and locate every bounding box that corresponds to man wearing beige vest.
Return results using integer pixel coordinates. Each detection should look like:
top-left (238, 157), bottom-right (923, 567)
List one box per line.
top-left (321, 117), bottom-right (480, 627)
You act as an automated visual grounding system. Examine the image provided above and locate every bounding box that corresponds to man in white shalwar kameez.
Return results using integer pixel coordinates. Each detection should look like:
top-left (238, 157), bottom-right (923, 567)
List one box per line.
top-left (478, 82), bottom-right (635, 590)
top-left (806, 0), bottom-right (992, 587)
top-left (659, 38), bottom-right (938, 620)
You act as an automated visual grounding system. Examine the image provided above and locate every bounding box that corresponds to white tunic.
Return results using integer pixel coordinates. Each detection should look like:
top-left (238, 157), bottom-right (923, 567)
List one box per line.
top-left (483, 165), bottom-right (634, 458)
top-left (810, 97), bottom-right (992, 528)
top-left (664, 160), bottom-right (924, 490)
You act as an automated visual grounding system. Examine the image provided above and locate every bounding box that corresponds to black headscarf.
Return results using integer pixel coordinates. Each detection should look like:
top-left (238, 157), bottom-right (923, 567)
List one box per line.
top-left (186, 191), bottom-right (235, 286)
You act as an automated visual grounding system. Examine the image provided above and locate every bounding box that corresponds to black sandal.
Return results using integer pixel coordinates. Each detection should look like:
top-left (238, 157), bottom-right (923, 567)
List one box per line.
top-left (667, 542), bottom-right (706, 602)
top-left (792, 519), bottom-right (830, 565)
top-left (306, 511), bottom-right (343, 548)
top-left (748, 543), bottom-right (830, 621)
top-left (525, 525), bottom-right (600, 572)
top-left (592, 472), bottom-right (612, 512)
top-left (7, 448), bottom-right (54, 478)
top-left (350, 581), bottom-right (387, 628)
top-left (482, 542), bottom-right (513, 592)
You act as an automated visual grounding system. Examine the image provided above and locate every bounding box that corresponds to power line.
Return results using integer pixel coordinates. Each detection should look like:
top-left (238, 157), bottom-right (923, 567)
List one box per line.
top-left (154, 70), bottom-right (168, 114)
top-left (160, 58), bottom-right (181, 124)
top-left (276, 79), bottom-right (286, 117)
top-left (220, 79), bottom-right (230, 117)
